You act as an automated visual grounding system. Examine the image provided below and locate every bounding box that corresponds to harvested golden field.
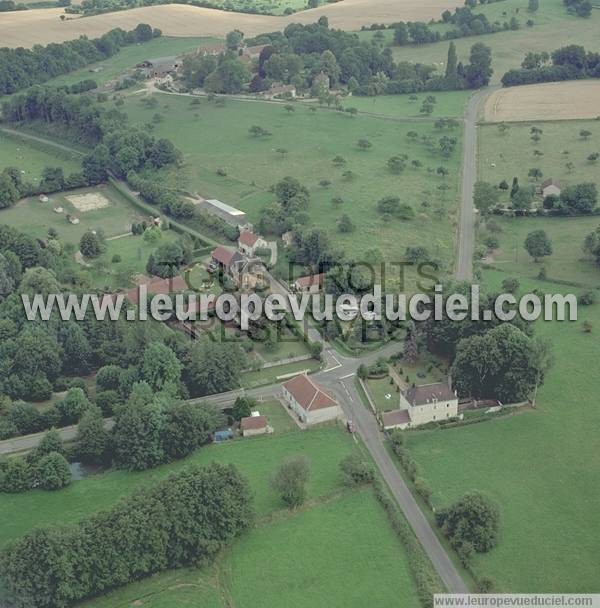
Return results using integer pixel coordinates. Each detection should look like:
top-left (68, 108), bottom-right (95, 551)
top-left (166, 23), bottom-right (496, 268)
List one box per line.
top-left (484, 81), bottom-right (600, 123)
top-left (0, 0), bottom-right (462, 48)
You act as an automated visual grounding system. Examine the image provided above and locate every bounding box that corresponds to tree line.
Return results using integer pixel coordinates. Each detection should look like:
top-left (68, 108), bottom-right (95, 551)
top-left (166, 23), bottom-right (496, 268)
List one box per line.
top-left (192, 20), bottom-right (494, 97)
top-left (413, 281), bottom-right (553, 403)
top-left (0, 462), bottom-right (253, 608)
top-left (391, 3), bottom-right (523, 48)
top-left (502, 44), bottom-right (600, 87)
top-left (0, 23), bottom-right (160, 96)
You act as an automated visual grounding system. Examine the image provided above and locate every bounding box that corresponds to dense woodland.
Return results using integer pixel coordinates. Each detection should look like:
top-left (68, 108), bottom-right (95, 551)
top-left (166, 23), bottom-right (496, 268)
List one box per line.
top-left (182, 20), bottom-right (493, 96)
top-left (0, 463), bottom-right (253, 608)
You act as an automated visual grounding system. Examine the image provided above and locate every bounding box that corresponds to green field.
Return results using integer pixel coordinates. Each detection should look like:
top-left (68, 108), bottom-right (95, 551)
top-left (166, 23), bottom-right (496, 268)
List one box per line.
top-left (0, 131), bottom-right (81, 182)
top-left (341, 90), bottom-right (471, 119)
top-left (81, 490), bottom-right (421, 608)
top-left (0, 426), bottom-right (355, 547)
top-left (44, 36), bottom-right (220, 89)
top-left (479, 120), bottom-right (600, 202)
top-left (482, 216), bottom-right (600, 288)
top-left (0, 423), bottom-right (424, 608)
top-left (478, 119), bottom-right (600, 287)
top-left (0, 182), bottom-right (156, 247)
top-left (380, 0), bottom-right (600, 85)
top-left (120, 92), bottom-right (463, 281)
top-left (402, 270), bottom-right (600, 591)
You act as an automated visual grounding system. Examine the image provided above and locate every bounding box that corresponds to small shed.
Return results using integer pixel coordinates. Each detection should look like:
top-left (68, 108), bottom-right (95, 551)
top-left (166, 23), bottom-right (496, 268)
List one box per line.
top-left (240, 415), bottom-right (269, 437)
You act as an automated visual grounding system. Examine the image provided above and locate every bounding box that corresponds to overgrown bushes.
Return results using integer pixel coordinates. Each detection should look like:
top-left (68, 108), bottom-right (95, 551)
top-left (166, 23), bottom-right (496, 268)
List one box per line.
top-left (372, 479), bottom-right (444, 608)
top-left (0, 463), bottom-right (253, 608)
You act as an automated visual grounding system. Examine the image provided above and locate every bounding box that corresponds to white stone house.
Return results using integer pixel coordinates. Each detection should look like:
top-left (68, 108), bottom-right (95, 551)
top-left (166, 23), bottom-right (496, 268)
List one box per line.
top-left (398, 382), bottom-right (458, 427)
top-left (541, 179), bottom-right (562, 199)
top-left (282, 374), bottom-right (340, 425)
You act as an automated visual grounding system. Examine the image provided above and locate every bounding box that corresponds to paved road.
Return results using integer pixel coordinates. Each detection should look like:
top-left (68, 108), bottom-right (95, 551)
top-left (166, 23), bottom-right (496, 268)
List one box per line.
top-left (456, 88), bottom-right (490, 282)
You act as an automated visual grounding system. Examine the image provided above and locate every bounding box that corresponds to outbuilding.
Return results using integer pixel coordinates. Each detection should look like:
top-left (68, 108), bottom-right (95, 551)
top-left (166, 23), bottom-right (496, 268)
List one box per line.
top-left (240, 415), bottom-right (269, 437)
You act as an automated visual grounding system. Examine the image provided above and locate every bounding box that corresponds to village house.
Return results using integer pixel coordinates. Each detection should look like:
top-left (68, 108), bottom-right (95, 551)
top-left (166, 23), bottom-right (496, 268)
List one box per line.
top-left (238, 230), bottom-right (267, 256)
top-left (282, 373), bottom-right (341, 425)
top-left (211, 245), bottom-right (245, 276)
top-left (382, 382), bottom-right (459, 430)
top-left (124, 274), bottom-right (188, 306)
top-left (293, 273), bottom-right (324, 294)
top-left (541, 179), bottom-right (562, 199)
top-left (240, 414), bottom-right (269, 437)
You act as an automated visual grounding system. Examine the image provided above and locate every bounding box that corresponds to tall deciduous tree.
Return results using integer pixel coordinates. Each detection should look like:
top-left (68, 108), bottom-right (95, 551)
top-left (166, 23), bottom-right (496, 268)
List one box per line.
top-left (524, 229), bottom-right (553, 261)
top-left (272, 456), bottom-right (310, 508)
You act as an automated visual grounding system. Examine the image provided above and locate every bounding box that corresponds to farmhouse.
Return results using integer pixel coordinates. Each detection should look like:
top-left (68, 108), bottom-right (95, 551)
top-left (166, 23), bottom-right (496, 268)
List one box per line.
top-left (240, 414), bottom-right (269, 437)
top-left (282, 373), bottom-right (341, 425)
top-left (381, 382), bottom-right (458, 430)
top-left (238, 230), bottom-right (266, 256)
top-left (541, 179), bottom-right (562, 198)
top-left (293, 273), bottom-right (324, 293)
top-left (402, 382), bottom-right (458, 426)
top-left (199, 198), bottom-right (247, 226)
top-left (137, 56), bottom-right (179, 78)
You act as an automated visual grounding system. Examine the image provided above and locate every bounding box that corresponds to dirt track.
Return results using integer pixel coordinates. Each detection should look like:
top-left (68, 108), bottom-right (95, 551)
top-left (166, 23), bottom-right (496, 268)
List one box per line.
top-left (484, 81), bottom-right (600, 123)
top-left (0, 0), bottom-right (462, 48)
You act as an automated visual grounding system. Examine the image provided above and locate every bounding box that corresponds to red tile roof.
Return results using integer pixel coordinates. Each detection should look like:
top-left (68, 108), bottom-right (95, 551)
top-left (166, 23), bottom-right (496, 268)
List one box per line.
top-left (241, 415), bottom-right (267, 431)
top-left (239, 231), bottom-right (259, 247)
top-left (124, 275), bottom-right (188, 305)
top-left (212, 245), bottom-right (236, 267)
top-left (295, 273), bottom-right (324, 290)
top-left (283, 374), bottom-right (337, 412)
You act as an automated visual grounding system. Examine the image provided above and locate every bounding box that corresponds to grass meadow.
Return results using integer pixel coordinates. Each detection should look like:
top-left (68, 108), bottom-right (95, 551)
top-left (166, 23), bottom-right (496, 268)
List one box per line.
top-left (81, 490), bottom-right (421, 608)
top-left (0, 424), bottom-right (423, 608)
top-left (478, 119), bottom-right (600, 287)
top-left (0, 130), bottom-right (81, 181)
top-left (0, 426), bottom-right (355, 547)
top-left (365, 0), bottom-right (600, 85)
top-left (482, 216), bottom-right (600, 287)
top-left (478, 120), bottom-right (600, 202)
top-left (402, 269), bottom-right (600, 591)
top-left (122, 92), bottom-right (463, 284)
top-left (0, 184), bottom-right (142, 245)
